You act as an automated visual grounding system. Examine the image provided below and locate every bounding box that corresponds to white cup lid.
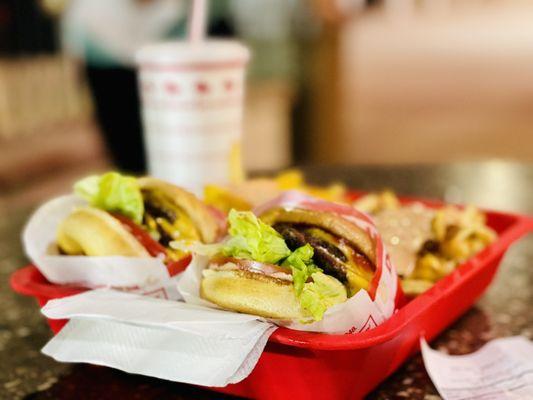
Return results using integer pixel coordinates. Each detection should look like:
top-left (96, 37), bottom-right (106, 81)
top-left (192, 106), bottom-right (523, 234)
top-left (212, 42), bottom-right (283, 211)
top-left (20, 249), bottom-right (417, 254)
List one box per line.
top-left (136, 40), bottom-right (250, 67)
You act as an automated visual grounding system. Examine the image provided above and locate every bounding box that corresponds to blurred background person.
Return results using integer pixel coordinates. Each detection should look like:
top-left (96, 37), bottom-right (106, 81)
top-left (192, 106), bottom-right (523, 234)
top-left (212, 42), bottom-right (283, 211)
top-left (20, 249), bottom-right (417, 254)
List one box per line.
top-left (61, 0), bottom-right (187, 173)
top-left (61, 0), bottom-right (327, 174)
top-left (59, 0), bottom-right (265, 173)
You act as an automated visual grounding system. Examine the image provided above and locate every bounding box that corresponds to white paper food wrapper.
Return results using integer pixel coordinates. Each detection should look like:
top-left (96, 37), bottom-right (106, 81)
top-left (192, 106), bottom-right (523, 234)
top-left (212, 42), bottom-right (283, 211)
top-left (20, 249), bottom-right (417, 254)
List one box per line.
top-left (23, 195), bottom-right (181, 298)
top-left (41, 289), bottom-right (276, 386)
top-left (179, 191), bottom-right (399, 334)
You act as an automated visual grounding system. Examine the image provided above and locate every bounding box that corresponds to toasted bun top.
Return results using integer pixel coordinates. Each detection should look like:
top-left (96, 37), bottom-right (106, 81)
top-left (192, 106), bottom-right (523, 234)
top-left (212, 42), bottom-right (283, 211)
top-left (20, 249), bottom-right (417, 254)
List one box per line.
top-left (138, 177), bottom-right (220, 243)
top-left (259, 208), bottom-right (375, 263)
top-left (56, 207), bottom-right (150, 257)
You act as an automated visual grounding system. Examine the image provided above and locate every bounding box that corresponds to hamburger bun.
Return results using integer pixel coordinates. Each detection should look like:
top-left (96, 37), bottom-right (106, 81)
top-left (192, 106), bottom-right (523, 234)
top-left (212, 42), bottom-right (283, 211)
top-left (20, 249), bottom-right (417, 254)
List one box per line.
top-left (201, 268), bottom-right (306, 320)
top-left (56, 207), bottom-right (149, 257)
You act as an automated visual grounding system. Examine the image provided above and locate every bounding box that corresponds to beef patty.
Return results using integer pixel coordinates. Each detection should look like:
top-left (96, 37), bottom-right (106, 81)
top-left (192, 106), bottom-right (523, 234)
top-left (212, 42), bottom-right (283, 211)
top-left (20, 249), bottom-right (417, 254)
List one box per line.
top-left (273, 223), bottom-right (354, 282)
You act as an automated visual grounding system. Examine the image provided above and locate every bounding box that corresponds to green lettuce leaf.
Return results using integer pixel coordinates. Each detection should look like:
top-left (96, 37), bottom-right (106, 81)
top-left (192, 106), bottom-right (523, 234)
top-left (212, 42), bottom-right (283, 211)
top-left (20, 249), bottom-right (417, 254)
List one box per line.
top-left (282, 245), bottom-right (345, 321)
top-left (299, 272), bottom-right (348, 321)
top-left (74, 172), bottom-right (144, 224)
top-left (221, 209), bottom-right (291, 264)
top-left (282, 244), bottom-right (322, 295)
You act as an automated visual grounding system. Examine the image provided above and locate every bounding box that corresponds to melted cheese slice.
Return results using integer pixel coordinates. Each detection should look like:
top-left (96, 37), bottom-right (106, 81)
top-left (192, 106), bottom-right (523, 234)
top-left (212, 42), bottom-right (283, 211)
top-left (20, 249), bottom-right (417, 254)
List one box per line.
top-left (306, 227), bottom-right (374, 296)
top-left (143, 190), bottom-right (200, 261)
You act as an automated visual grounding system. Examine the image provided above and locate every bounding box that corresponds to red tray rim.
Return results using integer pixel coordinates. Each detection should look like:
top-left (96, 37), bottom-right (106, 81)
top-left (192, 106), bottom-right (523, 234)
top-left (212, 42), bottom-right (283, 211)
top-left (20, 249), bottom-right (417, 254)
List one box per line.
top-left (10, 196), bottom-right (533, 351)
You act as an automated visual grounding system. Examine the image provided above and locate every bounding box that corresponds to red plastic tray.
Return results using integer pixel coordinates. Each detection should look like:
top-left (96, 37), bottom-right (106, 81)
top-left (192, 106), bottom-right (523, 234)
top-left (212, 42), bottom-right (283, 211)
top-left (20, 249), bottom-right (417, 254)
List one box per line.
top-left (10, 200), bottom-right (533, 400)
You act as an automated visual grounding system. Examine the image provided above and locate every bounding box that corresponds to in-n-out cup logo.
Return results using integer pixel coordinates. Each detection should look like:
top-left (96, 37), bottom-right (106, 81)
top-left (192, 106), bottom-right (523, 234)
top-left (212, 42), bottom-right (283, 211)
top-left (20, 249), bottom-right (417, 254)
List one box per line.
top-left (136, 41), bottom-right (250, 195)
top-left (140, 62), bottom-right (244, 104)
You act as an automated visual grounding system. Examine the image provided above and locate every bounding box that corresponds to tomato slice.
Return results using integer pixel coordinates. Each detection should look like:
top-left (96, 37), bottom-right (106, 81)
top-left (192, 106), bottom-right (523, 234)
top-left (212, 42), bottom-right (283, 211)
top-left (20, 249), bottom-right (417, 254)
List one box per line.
top-left (112, 214), bottom-right (191, 276)
top-left (167, 254), bottom-right (192, 276)
top-left (113, 214), bottom-right (166, 257)
top-left (210, 256), bottom-right (291, 277)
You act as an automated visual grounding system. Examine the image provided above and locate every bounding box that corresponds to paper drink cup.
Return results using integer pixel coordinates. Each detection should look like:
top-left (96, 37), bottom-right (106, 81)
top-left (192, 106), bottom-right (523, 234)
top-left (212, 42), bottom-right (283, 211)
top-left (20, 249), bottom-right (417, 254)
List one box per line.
top-left (136, 40), bottom-right (250, 194)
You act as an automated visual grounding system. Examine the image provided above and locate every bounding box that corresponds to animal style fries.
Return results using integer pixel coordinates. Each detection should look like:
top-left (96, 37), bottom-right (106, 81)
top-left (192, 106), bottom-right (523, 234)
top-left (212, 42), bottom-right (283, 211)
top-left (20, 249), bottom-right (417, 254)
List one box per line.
top-left (354, 191), bottom-right (496, 296)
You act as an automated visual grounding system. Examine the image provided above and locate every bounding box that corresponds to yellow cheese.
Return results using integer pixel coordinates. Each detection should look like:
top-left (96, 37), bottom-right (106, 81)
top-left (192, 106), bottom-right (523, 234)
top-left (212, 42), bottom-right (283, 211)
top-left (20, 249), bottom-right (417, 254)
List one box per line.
top-left (143, 189), bottom-right (200, 243)
top-left (304, 227), bottom-right (374, 296)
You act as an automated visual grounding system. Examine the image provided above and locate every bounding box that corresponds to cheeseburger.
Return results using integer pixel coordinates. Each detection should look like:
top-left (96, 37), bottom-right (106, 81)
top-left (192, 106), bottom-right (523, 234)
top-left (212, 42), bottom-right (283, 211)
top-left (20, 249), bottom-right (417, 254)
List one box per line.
top-left (178, 198), bottom-right (378, 322)
top-left (57, 172), bottom-right (222, 272)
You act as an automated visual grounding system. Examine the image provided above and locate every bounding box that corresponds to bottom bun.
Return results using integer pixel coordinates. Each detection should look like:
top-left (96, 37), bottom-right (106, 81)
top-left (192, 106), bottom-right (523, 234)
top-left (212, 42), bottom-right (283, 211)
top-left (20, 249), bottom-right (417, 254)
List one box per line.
top-left (201, 269), bottom-right (306, 320)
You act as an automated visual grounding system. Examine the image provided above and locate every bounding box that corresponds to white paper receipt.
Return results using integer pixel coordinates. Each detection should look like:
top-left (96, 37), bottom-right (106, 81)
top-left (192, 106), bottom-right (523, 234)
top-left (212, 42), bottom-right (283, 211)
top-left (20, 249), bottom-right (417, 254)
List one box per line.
top-left (421, 336), bottom-right (533, 400)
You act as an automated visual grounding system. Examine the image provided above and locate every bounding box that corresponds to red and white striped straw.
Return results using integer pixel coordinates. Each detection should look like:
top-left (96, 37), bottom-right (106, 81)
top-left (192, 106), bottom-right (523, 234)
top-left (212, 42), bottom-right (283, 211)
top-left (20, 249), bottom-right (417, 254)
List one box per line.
top-left (188, 0), bottom-right (208, 43)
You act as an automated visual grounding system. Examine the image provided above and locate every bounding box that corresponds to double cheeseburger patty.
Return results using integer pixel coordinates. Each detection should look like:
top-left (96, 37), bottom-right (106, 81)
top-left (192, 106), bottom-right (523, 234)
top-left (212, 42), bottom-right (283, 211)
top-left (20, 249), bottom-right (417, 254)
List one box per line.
top-left (138, 179), bottom-right (217, 261)
top-left (272, 223), bottom-right (374, 293)
top-left (262, 209), bottom-right (375, 296)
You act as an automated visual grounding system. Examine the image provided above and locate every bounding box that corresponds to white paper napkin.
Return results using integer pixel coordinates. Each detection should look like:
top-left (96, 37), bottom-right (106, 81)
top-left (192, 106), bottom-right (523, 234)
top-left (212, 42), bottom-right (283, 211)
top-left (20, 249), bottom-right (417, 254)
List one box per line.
top-left (421, 336), bottom-right (533, 400)
top-left (41, 290), bottom-right (276, 386)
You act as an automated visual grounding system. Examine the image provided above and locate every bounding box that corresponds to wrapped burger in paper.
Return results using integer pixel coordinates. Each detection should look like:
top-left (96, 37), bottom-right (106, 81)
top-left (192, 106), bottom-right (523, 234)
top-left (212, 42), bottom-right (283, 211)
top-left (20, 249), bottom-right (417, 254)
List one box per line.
top-left (23, 172), bottom-right (223, 298)
top-left (177, 191), bottom-right (401, 334)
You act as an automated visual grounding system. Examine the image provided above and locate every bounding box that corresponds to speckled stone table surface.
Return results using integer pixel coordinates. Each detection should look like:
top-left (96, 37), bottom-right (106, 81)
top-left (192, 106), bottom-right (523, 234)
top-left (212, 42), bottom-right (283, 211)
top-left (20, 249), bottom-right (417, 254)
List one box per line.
top-left (1, 162), bottom-right (532, 400)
